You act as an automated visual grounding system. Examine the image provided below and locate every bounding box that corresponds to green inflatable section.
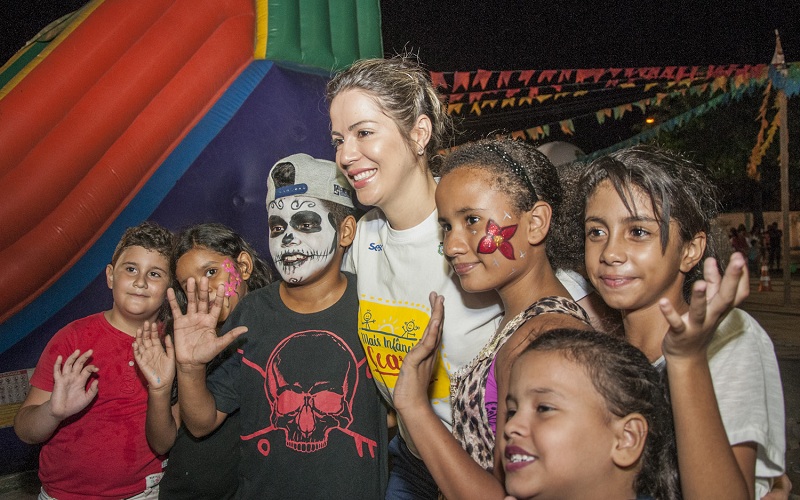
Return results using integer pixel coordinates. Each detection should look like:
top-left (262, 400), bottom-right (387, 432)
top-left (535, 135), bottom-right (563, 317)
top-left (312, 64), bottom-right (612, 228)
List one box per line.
top-left (264, 0), bottom-right (383, 70)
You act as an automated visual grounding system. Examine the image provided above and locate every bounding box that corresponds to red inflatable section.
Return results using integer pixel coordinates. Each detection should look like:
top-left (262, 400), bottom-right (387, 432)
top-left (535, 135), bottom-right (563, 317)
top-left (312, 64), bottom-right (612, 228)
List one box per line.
top-left (0, 0), bottom-right (254, 322)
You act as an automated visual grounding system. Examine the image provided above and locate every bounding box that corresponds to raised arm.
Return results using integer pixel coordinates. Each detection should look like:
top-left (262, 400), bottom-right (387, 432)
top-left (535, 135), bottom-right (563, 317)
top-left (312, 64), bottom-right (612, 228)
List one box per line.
top-left (659, 254), bottom-right (754, 500)
top-left (133, 321), bottom-right (179, 454)
top-left (394, 293), bottom-right (507, 500)
top-left (171, 277), bottom-right (245, 437)
top-left (14, 349), bottom-right (99, 444)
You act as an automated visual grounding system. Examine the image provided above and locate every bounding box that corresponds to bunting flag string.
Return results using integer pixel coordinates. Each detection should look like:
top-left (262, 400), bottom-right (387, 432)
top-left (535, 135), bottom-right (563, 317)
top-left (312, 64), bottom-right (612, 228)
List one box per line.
top-left (430, 64), bottom-right (774, 94)
top-left (499, 76), bottom-right (762, 143)
top-left (579, 90), bottom-right (743, 161)
top-left (437, 64), bottom-right (786, 117)
top-left (744, 59), bottom-right (797, 179)
top-left (433, 62), bottom-right (799, 158)
top-left (444, 72), bottom-right (710, 104)
top-left (444, 77), bottom-right (719, 113)
top-left (747, 81), bottom-right (774, 180)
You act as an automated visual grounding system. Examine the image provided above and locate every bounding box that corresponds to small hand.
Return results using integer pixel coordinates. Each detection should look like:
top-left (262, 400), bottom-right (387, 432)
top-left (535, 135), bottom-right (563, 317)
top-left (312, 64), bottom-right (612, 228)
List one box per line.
top-left (132, 321), bottom-right (174, 392)
top-left (169, 277), bottom-right (247, 370)
top-left (393, 292), bottom-right (444, 414)
top-left (760, 473), bottom-right (792, 500)
top-left (49, 349), bottom-right (99, 420)
top-left (660, 253), bottom-right (748, 360)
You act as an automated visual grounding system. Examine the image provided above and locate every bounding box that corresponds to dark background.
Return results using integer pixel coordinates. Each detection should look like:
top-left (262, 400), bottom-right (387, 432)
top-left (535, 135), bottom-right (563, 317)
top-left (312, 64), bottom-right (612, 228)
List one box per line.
top-left (3, 1), bottom-right (797, 71)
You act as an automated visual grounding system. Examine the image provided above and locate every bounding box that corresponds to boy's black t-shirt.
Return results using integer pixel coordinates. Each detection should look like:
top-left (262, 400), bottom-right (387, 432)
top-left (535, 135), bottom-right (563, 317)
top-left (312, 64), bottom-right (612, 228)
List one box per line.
top-left (208, 272), bottom-right (387, 499)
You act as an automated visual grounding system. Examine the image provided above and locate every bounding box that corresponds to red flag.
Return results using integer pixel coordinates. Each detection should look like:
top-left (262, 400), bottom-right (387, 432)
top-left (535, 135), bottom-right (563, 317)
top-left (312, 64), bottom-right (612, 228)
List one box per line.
top-left (473, 69), bottom-right (493, 89)
top-left (453, 72), bottom-right (471, 92)
top-left (430, 72), bottom-right (448, 91)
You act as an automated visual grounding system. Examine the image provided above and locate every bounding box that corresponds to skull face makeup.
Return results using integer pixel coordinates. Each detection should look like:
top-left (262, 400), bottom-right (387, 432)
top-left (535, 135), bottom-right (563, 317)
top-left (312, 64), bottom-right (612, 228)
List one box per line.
top-left (268, 195), bottom-right (338, 283)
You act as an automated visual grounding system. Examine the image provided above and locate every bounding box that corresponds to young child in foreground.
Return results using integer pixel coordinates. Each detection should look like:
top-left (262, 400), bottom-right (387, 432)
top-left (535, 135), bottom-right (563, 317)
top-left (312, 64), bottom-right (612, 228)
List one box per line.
top-left (132, 223), bottom-right (274, 499)
top-left (501, 328), bottom-right (680, 500)
top-left (14, 221), bottom-right (174, 500)
top-left (170, 154), bottom-right (387, 499)
top-left (579, 145), bottom-right (785, 499)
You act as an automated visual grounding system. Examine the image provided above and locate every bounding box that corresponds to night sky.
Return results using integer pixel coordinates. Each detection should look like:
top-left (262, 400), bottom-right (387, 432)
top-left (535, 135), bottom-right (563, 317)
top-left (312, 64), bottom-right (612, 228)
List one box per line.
top-left (2, 1), bottom-right (797, 70)
top-left (381, 1), bottom-right (799, 71)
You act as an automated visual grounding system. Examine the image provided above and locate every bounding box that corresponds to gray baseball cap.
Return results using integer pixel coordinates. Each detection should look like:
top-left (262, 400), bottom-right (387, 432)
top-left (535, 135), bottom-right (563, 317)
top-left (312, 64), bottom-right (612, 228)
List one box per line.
top-left (266, 153), bottom-right (354, 209)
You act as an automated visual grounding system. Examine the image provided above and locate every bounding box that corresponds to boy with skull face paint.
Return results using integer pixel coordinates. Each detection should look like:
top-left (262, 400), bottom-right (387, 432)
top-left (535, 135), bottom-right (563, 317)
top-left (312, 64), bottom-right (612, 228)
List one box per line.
top-left (172, 154), bottom-right (387, 499)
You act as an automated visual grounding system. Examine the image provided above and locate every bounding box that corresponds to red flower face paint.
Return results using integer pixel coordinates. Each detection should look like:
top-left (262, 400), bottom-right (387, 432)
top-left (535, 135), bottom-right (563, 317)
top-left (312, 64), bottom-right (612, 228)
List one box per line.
top-left (478, 219), bottom-right (517, 260)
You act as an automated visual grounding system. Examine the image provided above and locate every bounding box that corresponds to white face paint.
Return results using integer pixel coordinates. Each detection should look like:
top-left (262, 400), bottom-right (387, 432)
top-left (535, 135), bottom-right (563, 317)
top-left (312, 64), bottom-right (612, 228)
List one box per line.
top-left (268, 195), bottom-right (338, 284)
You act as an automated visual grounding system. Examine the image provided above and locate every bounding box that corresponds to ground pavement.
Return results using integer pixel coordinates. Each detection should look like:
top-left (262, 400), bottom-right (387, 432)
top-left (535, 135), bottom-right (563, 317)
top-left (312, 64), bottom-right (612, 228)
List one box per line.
top-left (741, 273), bottom-right (800, 497)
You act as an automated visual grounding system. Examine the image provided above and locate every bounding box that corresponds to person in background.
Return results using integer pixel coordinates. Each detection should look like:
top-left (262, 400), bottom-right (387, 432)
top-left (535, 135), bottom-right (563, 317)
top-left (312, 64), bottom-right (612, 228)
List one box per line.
top-left (767, 222), bottom-right (783, 271)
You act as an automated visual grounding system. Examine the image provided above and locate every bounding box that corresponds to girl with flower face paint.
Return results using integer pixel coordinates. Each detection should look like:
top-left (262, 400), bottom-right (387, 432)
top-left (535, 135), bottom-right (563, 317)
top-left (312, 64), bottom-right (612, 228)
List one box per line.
top-left (392, 138), bottom-right (593, 500)
top-left (134, 223), bottom-right (274, 500)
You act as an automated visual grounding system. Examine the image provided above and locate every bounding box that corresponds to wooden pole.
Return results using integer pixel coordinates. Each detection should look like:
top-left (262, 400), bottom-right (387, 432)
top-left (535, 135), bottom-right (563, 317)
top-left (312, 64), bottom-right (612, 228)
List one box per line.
top-left (772, 30), bottom-right (791, 304)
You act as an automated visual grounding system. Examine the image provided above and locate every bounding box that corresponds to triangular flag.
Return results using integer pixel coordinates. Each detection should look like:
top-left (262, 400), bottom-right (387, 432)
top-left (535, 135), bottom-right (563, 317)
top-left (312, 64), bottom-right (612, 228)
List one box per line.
top-left (518, 70), bottom-right (534, 85)
top-left (447, 103), bottom-right (464, 115)
top-left (660, 67), bottom-right (677, 79)
top-left (538, 70), bottom-right (557, 83)
top-left (498, 71), bottom-right (513, 88)
top-left (596, 110), bottom-right (608, 124)
top-left (453, 72), bottom-right (471, 92)
top-left (430, 72), bottom-right (448, 91)
top-left (473, 69), bottom-right (493, 89)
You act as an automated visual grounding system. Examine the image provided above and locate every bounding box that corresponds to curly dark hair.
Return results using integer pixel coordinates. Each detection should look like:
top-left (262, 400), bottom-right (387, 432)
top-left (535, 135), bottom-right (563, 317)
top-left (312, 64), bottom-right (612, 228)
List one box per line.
top-left (326, 54), bottom-right (454, 172)
top-left (521, 328), bottom-right (681, 500)
top-left (170, 223), bottom-right (274, 314)
top-left (111, 221), bottom-right (173, 267)
top-left (578, 145), bottom-right (719, 300)
top-left (439, 137), bottom-right (578, 270)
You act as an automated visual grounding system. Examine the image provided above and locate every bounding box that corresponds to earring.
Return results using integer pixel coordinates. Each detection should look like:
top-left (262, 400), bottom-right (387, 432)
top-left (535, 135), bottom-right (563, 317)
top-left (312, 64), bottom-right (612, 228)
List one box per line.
top-left (417, 148), bottom-right (424, 156)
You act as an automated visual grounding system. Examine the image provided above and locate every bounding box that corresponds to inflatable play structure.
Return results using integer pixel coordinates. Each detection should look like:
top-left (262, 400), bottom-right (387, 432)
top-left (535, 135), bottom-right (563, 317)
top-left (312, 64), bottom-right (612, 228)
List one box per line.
top-left (0, 0), bottom-right (381, 474)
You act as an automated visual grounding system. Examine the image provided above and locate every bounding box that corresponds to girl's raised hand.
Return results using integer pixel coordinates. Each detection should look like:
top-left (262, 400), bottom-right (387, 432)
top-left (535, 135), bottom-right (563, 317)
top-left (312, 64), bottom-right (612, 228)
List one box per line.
top-left (660, 253), bottom-right (748, 360)
top-left (49, 349), bottom-right (99, 420)
top-left (132, 321), bottom-right (174, 392)
top-left (393, 292), bottom-right (444, 414)
top-left (168, 276), bottom-right (247, 370)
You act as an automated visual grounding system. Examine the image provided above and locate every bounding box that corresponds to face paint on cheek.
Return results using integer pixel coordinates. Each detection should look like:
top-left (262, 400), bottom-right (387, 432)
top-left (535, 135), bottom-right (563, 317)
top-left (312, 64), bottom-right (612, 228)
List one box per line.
top-left (221, 258), bottom-right (243, 297)
top-left (477, 219), bottom-right (518, 260)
